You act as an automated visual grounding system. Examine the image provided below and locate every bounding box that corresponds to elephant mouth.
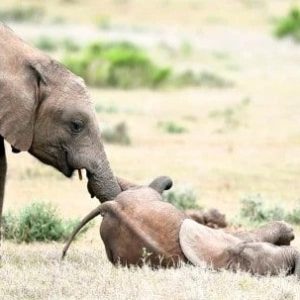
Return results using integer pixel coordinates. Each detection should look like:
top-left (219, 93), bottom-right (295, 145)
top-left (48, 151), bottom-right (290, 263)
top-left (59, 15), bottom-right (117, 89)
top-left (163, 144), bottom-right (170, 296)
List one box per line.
top-left (61, 149), bottom-right (75, 178)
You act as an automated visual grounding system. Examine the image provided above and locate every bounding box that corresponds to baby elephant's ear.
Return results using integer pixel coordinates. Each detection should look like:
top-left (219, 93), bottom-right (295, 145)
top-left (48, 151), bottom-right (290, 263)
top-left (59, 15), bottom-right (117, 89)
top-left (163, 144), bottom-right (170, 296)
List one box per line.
top-left (149, 176), bottom-right (173, 194)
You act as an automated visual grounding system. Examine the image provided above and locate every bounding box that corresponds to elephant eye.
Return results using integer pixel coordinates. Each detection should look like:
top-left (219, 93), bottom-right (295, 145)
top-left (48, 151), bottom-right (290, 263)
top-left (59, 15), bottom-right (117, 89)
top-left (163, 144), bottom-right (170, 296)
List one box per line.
top-left (70, 120), bottom-right (84, 133)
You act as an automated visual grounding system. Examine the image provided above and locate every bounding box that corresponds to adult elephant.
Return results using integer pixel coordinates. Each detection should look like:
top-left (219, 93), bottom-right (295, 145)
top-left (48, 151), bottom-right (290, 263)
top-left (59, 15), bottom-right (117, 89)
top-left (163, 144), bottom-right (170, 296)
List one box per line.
top-left (0, 24), bottom-right (122, 239)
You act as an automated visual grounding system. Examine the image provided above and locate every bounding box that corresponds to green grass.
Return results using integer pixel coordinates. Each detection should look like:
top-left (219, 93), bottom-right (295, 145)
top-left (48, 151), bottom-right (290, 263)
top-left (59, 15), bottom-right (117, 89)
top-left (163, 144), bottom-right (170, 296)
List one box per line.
top-left (2, 202), bottom-right (91, 243)
top-left (274, 7), bottom-right (300, 42)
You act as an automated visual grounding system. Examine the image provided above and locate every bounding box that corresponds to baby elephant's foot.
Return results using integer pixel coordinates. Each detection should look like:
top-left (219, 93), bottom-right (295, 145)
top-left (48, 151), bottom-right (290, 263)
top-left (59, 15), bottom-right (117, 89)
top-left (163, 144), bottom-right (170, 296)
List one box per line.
top-left (271, 221), bottom-right (294, 245)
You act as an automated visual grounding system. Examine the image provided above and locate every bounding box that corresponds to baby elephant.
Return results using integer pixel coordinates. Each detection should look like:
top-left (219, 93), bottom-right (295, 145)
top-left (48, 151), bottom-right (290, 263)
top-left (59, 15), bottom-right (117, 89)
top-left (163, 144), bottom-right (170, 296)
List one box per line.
top-left (180, 219), bottom-right (300, 277)
top-left (185, 208), bottom-right (227, 228)
top-left (63, 176), bottom-right (186, 266)
top-left (62, 176), bottom-right (300, 278)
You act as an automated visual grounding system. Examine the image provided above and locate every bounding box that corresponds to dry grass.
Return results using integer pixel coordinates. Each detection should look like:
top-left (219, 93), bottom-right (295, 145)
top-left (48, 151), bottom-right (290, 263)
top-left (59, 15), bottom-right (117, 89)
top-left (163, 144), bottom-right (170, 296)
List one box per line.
top-left (1, 0), bottom-right (300, 298)
top-left (1, 242), bottom-right (300, 300)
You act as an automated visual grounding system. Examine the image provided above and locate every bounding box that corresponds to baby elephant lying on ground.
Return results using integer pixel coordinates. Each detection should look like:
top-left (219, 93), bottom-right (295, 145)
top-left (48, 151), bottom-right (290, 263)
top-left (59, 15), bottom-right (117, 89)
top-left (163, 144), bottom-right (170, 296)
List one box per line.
top-left (62, 176), bottom-right (300, 277)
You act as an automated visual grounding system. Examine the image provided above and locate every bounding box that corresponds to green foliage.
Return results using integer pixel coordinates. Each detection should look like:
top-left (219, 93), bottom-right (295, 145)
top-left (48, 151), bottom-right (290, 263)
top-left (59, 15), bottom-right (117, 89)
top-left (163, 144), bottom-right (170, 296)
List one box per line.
top-left (63, 42), bottom-right (171, 89)
top-left (2, 202), bottom-right (91, 243)
top-left (209, 97), bottom-right (251, 133)
top-left (0, 5), bottom-right (44, 22)
top-left (163, 187), bottom-right (200, 210)
top-left (239, 195), bottom-right (300, 225)
top-left (158, 121), bottom-right (187, 134)
top-left (274, 7), bottom-right (300, 42)
top-left (101, 122), bottom-right (131, 145)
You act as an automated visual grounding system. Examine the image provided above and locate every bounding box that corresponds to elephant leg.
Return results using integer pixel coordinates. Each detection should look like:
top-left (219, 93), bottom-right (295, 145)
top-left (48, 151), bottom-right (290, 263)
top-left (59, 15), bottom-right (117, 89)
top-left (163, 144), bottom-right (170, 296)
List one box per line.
top-left (294, 254), bottom-right (300, 279)
top-left (231, 221), bottom-right (294, 246)
top-left (0, 136), bottom-right (7, 244)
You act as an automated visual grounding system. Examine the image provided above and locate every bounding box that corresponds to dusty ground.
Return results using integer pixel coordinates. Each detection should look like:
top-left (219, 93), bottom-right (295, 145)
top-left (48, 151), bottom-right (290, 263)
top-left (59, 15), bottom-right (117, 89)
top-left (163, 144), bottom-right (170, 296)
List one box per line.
top-left (1, 0), bottom-right (300, 299)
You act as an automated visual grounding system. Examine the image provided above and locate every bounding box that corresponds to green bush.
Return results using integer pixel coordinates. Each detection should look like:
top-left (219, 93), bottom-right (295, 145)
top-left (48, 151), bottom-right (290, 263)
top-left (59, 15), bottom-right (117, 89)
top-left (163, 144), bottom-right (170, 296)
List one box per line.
top-left (2, 202), bottom-right (91, 243)
top-left (158, 121), bottom-right (187, 134)
top-left (0, 6), bottom-right (44, 22)
top-left (274, 7), bottom-right (300, 42)
top-left (239, 195), bottom-right (300, 225)
top-left (63, 42), bottom-right (171, 89)
top-left (101, 122), bottom-right (131, 145)
top-left (163, 187), bottom-right (200, 210)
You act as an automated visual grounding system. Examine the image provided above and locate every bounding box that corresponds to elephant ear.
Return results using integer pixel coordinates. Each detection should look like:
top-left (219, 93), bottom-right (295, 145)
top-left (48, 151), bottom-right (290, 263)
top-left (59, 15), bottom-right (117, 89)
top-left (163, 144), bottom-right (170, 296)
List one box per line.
top-left (0, 61), bottom-right (46, 151)
top-left (149, 176), bottom-right (173, 194)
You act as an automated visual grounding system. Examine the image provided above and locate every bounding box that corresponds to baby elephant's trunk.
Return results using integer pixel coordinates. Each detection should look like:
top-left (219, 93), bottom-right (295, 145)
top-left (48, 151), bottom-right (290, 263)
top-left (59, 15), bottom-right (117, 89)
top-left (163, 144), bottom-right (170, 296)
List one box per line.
top-left (61, 205), bottom-right (103, 259)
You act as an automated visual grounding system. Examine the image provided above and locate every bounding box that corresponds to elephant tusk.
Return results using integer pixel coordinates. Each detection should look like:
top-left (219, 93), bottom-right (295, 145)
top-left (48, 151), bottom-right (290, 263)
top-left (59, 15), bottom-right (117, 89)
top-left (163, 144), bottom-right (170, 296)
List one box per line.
top-left (78, 169), bottom-right (83, 181)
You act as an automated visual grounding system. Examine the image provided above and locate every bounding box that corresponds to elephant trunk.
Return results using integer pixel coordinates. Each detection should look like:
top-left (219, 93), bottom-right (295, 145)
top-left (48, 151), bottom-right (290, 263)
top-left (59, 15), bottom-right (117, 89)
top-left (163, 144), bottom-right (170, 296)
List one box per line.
top-left (86, 151), bottom-right (121, 202)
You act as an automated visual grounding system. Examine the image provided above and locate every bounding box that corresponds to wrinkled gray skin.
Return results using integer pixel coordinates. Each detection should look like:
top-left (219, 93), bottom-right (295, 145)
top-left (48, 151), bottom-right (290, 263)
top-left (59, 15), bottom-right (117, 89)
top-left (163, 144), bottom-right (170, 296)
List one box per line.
top-left (180, 219), bottom-right (300, 278)
top-left (226, 241), bottom-right (300, 277)
top-left (0, 24), bottom-right (121, 232)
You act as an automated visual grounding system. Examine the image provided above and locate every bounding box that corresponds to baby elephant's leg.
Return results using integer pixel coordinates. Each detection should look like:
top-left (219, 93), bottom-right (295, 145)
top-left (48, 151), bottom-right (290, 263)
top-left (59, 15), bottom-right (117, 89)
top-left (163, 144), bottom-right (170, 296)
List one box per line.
top-left (232, 221), bottom-right (294, 245)
top-left (226, 242), bottom-right (298, 276)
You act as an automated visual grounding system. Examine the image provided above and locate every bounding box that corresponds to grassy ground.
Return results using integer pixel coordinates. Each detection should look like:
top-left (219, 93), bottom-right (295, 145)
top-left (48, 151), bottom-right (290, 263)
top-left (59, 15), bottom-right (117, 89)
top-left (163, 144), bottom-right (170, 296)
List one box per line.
top-left (1, 0), bottom-right (300, 299)
top-left (1, 242), bottom-right (300, 300)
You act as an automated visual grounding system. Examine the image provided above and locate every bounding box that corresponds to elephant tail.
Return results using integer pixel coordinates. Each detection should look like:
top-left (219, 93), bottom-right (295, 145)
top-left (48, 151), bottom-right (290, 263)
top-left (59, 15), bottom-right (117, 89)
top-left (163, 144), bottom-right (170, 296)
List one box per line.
top-left (61, 205), bottom-right (103, 260)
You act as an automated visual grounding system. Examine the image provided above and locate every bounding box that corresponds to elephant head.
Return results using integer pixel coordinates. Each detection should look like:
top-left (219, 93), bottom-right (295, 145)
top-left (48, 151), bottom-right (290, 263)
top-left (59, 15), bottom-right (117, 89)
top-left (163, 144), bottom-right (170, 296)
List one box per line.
top-left (0, 24), bottom-right (121, 201)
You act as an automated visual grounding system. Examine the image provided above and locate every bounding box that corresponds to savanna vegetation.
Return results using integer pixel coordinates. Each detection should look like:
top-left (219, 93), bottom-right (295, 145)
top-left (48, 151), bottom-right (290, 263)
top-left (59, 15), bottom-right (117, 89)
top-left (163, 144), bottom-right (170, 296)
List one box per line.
top-left (1, 0), bottom-right (300, 299)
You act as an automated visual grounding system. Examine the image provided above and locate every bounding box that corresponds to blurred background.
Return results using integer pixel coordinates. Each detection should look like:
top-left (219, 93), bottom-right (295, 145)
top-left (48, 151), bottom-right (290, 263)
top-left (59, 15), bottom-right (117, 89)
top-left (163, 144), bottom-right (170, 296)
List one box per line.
top-left (1, 0), bottom-right (300, 232)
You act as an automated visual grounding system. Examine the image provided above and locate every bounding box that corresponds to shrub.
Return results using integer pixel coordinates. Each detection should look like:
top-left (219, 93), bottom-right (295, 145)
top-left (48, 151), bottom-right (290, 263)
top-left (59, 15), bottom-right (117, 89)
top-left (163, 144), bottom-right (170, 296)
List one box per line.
top-left (63, 42), bottom-right (171, 89)
top-left (0, 5), bottom-right (44, 22)
top-left (274, 7), bottom-right (300, 42)
top-left (2, 202), bottom-right (91, 243)
top-left (239, 195), bottom-right (300, 225)
top-left (158, 121), bottom-right (187, 134)
top-left (163, 187), bottom-right (200, 210)
top-left (240, 195), bottom-right (284, 223)
top-left (101, 122), bottom-right (131, 145)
